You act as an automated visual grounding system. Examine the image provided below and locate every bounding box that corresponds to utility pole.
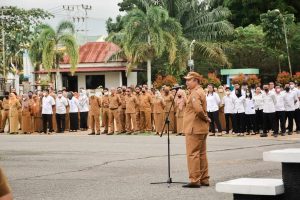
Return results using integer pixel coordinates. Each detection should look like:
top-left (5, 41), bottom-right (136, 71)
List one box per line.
top-left (62, 4), bottom-right (92, 43)
top-left (1, 7), bottom-right (11, 80)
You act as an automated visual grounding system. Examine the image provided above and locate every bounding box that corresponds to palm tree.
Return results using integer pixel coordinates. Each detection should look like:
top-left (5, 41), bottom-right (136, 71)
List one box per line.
top-left (29, 21), bottom-right (78, 90)
top-left (110, 6), bottom-right (183, 87)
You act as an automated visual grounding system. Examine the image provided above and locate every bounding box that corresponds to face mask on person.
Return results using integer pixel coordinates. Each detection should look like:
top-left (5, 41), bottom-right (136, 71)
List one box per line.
top-left (104, 92), bottom-right (108, 96)
top-left (178, 95), bottom-right (182, 98)
top-left (264, 88), bottom-right (269, 93)
top-left (22, 98), bottom-right (26, 101)
top-left (43, 92), bottom-right (46, 96)
top-left (225, 91), bottom-right (230, 95)
top-left (290, 84), bottom-right (295, 89)
top-left (58, 94), bottom-right (63, 98)
top-left (246, 92), bottom-right (250, 96)
top-left (142, 90), bottom-right (146, 94)
top-left (276, 89), bottom-right (281, 93)
top-left (285, 87), bottom-right (290, 92)
top-left (90, 93), bottom-right (95, 97)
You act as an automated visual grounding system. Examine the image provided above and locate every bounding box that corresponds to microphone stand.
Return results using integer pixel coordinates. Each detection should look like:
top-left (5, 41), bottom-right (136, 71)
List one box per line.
top-left (151, 87), bottom-right (186, 187)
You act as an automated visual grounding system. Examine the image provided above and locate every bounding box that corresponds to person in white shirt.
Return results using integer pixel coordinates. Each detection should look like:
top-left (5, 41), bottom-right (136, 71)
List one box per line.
top-left (233, 88), bottom-right (246, 136)
top-left (261, 84), bottom-right (277, 137)
top-left (206, 84), bottom-right (222, 136)
top-left (78, 89), bottom-right (89, 131)
top-left (284, 83), bottom-right (298, 135)
top-left (253, 86), bottom-right (263, 134)
top-left (245, 89), bottom-right (256, 135)
top-left (289, 81), bottom-right (300, 134)
top-left (41, 89), bottom-right (55, 134)
top-left (269, 82), bottom-right (275, 94)
top-left (221, 87), bottom-right (234, 134)
top-left (55, 90), bottom-right (68, 133)
top-left (274, 86), bottom-right (286, 136)
top-left (68, 92), bottom-right (79, 132)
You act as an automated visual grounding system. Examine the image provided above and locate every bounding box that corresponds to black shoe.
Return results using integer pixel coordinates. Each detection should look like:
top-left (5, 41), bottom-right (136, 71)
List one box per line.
top-left (182, 183), bottom-right (201, 188)
top-left (288, 132), bottom-right (293, 135)
top-left (96, 133), bottom-right (100, 135)
top-left (200, 182), bottom-right (210, 187)
top-left (88, 132), bottom-right (95, 135)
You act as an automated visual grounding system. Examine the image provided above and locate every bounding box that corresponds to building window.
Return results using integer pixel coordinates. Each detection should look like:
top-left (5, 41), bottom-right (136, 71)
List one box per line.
top-left (86, 75), bottom-right (105, 89)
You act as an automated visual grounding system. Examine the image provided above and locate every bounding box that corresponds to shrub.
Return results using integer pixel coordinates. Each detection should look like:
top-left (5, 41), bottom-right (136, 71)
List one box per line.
top-left (276, 71), bottom-right (291, 85)
top-left (207, 73), bottom-right (221, 87)
top-left (293, 72), bottom-right (300, 84)
top-left (247, 75), bottom-right (261, 86)
top-left (153, 75), bottom-right (177, 89)
top-left (231, 74), bottom-right (246, 85)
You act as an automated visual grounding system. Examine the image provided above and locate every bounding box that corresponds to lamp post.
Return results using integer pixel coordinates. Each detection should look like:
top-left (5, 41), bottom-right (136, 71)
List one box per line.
top-left (275, 9), bottom-right (292, 75)
top-left (188, 39), bottom-right (196, 72)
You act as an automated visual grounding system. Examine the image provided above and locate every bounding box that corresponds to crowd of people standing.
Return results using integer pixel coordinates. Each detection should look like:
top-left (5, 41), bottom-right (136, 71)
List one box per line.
top-left (0, 80), bottom-right (299, 137)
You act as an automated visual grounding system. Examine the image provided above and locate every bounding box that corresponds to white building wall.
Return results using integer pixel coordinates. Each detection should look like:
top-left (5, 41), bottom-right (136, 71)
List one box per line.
top-left (77, 72), bottom-right (122, 90)
top-left (127, 72), bottom-right (137, 87)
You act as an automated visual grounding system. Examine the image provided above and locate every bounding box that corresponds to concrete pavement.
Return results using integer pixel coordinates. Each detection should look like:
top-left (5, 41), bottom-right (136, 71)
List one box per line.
top-left (0, 134), bottom-right (300, 200)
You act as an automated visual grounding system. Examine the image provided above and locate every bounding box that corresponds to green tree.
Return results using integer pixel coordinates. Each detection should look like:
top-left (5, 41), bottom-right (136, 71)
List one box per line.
top-left (260, 9), bottom-right (294, 74)
top-left (209, 0), bottom-right (300, 27)
top-left (0, 6), bottom-right (53, 77)
top-left (29, 21), bottom-right (78, 90)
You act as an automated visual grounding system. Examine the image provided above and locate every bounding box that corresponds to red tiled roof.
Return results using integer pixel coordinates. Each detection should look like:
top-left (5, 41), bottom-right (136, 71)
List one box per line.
top-left (62, 42), bottom-right (123, 64)
top-left (34, 67), bottom-right (127, 74)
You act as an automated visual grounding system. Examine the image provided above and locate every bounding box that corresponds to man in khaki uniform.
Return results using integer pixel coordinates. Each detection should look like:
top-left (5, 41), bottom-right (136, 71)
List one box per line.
top-left (108, 88), bottom-right (121, 135)
top-left (88, 91), bottom-right (102, 135)
top-left (182, 72), bottom-right (211, 188)
top-left (125, 88), bottom-right (138, 134)
top-left (118, 87), bottom-right (127, 133)
top-left (0, 92), bottom-right (9, 133)
top-left (101, 88), bottom-right (109, 134)
top-left (134, 87), bottom-right (141, 132)
top-left (163, 87), bottom-right (175, 133)
top-left (139, 88), bottom-right (152, 132)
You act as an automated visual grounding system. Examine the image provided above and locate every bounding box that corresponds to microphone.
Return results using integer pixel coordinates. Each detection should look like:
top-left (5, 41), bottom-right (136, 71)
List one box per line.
top-left (172, 85), bottom-right (182, 90)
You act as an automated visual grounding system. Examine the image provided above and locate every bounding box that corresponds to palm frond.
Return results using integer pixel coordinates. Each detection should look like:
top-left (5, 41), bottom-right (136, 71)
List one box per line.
top-left (59, 34), bottom-right (79, 75)
top-left (56, 20), bottom-right (75, 36)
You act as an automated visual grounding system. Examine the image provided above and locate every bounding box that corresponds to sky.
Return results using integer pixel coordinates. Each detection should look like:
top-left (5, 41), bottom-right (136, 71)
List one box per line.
top-left (1, 0), bottom-right (123, 36)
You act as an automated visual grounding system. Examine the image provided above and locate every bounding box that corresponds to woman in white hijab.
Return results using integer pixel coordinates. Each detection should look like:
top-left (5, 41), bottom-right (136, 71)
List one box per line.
top-left (78, 89), bottom-right (89, 131)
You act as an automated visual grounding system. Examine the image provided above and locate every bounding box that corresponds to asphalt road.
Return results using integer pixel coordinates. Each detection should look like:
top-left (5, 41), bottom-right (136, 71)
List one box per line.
top-left (0, 134), bottom-right (299, 200)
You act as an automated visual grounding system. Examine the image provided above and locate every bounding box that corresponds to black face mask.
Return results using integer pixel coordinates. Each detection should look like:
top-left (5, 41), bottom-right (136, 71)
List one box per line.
top-left (285, 87), bottom-right (290, 92)
top-left (142, 91), bottom-right (146, 93)
top-left (178, 95), bottom-right (182, 98)
top-left (264, 89), bottom-right (269, 93)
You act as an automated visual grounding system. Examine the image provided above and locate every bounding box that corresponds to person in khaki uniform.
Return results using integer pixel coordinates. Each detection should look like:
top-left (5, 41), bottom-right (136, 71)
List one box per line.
top-left (32, 94), bottom-right (43, 133)
top-left (152, 90), bottom-right (165, 135)
top-left (0, 168), bottom-right (13, 200)
top-left (88, 91), bottom-right (101, 135)
top-left (9, 93), bottom-right (21, 134)
top-left (139, 88), bottom-right (152, 132)
top-left (101, 88), bottom-right (110, 134)
top-left (108, 88), bottom-right (121, 135)
top-left (49, 91), bottom-right (57, 132)
top-left (182, 72), bottom-right (211, 188)
top-left (118, 87), bottom-right (127, 133)
top-left (134, 87), bottom-right (141, 132)
top-left (125, 88), bottom-right (138, 134)
top-left (21, 94), bottom-right (32, 134)
top-left (0, 92), bottom-right (9, 133)
top-left (163, 87), bottom-right (175, 133)
top-left (175, 89), bottom-right (187, 136)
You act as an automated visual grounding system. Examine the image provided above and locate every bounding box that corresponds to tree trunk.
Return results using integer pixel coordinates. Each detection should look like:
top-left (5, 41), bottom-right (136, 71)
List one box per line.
top-left (278, 59), bottom-right (282, 73)
top-left (147, 34), bottom-right (151, 88)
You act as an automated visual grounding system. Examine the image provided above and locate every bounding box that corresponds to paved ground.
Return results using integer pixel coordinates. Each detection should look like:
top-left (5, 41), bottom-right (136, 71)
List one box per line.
top-left (0, 133), bottom-right (300, 200)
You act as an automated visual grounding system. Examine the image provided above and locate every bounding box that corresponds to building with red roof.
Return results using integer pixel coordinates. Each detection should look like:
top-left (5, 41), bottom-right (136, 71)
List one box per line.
top-left (35, 41), bottom-right (137, 91)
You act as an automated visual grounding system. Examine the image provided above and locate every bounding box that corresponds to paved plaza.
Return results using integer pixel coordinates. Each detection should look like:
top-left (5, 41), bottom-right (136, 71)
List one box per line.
top-left (0, 133), bottom-right (300, 200)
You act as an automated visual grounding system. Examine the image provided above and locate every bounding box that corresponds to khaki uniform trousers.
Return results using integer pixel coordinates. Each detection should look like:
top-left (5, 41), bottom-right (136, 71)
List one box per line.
top-left (1, 110), bottom-right (9, 132)
top-left (109, 109), bottom-right (119, 133)
top-left (176, 116), bottom-right (184, 134)
top-left (18, 110), bottom-right (22, 130)
top-left (154, 113), bottom-right (164, 133)
top-left (119, 108), bottom-right (126, 132)
top-left (185, 134), bottom-right (209, 184)
top-left (90, 113), bottom-right (100, 133)
top-left (22, 109), bottom-right (32, 133)
top-left (9, 116), bottom-right (19, 133)
top-left (136, 109), bottom-right (140, 131)
top-left (164, 111), bottom-right (175, 132)
top-left (126, 113), bottom-right (137, 132)
top-left (34, 116), bottom-right (43, 132)
top-left (102, 108), bottom-right (109, 132)
top-left (140, 109), bottom-right (151, 132)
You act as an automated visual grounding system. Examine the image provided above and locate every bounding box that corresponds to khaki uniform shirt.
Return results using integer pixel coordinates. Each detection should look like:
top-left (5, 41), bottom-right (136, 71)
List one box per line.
top-left (89, 96), bottom-right (101, 115)
top-left (152, 97), bottom-right (165, 114)
top-left (101, 96), bottom-right (109, 108)
top-left (125, 95), bottom-right (138, 113)
top-left (163, 94), bottom-right (174, 112)
top-left (183, 86), bottom-right (209, 134)
top-left (109, 94), bottom-right (121, 109)
top-left (139, 93), bottom-right (152, 111)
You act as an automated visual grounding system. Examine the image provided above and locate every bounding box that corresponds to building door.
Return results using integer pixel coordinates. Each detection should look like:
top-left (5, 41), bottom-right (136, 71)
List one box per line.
top-left (63, 74), bottom-right (78, 92)
top-left (86, 75), bottom-right (105, 89)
